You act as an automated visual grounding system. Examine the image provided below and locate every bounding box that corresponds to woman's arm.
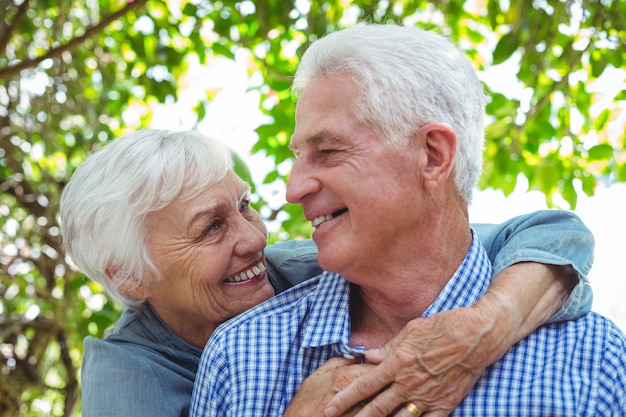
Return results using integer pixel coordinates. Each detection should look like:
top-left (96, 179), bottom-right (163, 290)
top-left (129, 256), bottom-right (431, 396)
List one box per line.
top-left (288, 209), bottom-right (595, 417)
top-left (474, 209), bottom-right (593, 322)
top-left (265, 239), bottom-right (323, 293)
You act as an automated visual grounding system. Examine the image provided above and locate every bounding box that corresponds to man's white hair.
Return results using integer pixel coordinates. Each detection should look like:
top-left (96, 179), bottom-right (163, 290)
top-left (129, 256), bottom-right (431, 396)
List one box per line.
top-left (293, 23), bottom-right (486, 204)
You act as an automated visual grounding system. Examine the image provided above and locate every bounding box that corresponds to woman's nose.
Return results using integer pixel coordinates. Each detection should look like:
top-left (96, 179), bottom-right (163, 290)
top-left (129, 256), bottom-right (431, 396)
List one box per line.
top-left (233, 215), bottom-right (267, 256)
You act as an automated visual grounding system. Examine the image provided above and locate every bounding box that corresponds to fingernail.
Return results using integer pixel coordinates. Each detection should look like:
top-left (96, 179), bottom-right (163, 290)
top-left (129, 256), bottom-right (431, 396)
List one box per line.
top-left (324, 405), bottom-right (337, 417)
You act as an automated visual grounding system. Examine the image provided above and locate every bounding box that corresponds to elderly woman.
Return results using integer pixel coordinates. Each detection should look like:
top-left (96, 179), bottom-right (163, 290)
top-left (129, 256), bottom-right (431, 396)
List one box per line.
top-left (60, 129), bottom-right (593, 417)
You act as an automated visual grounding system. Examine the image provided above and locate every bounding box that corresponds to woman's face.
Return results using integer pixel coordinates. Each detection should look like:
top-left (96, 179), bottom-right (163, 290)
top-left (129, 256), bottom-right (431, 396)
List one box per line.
top-left (141, 170), bottom-right (274, 347)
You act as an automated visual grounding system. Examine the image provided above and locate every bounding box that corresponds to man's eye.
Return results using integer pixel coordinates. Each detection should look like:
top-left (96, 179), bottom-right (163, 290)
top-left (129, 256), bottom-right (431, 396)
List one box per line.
top-left (316, 149), bottom-right (337, 160)
top-left (240, 198), bottom-right (251, 212)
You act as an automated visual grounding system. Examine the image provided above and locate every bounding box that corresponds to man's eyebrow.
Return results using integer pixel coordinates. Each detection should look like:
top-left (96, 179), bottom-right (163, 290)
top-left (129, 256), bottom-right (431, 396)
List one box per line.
top-left (289, 129), bottom-right (342, 153)
top-left (238, 183), bottom-right (252, 200)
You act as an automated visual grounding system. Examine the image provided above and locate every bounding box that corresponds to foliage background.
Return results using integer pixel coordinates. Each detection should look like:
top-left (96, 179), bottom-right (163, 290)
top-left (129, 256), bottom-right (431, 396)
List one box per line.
top-left (1, 0), bottom-right (624, 415)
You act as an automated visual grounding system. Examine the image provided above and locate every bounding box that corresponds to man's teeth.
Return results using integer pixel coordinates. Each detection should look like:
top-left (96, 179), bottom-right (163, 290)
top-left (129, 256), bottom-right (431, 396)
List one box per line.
top-left (312, 214), bottom-right (334, 228)
top-left (311, 209), bottom-right (348, 228)
top-left (226, 261), bottom-right (266, 283)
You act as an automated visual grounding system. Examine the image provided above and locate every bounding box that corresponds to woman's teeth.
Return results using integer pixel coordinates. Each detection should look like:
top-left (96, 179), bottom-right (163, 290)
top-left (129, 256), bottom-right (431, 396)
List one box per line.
top-left (226, 261), bottom-right (266, 283)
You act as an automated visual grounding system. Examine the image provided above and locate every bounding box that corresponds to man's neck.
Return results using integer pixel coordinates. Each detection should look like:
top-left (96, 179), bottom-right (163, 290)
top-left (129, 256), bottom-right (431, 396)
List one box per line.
top-left (348, 225), bottom-right (473, 349)
top-left (349, 284), bottom-right (409, 348)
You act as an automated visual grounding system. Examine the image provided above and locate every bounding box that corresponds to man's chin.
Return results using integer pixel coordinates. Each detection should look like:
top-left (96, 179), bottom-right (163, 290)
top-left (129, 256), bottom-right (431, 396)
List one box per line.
top-left (315, 247), bottom-right (343, 274)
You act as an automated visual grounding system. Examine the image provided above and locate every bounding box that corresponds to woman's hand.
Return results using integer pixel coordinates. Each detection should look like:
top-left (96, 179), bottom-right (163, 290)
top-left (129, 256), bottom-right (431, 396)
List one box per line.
top-left (324, 307), bottom-right (493, 417)
top-left (323, 263), bottom-right (574, 417)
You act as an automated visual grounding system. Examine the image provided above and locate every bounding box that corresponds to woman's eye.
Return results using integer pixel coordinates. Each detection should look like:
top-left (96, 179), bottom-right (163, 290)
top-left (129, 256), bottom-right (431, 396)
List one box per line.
top-left (203, 220), bottom-right (222, 237)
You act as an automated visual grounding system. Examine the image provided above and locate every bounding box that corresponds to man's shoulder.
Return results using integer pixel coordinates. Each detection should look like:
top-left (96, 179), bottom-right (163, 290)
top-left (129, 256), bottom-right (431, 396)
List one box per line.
top-left (556, 311), bottom-right (625, 336)
top-left (538, 311), bottom-right (626, 360)
top-left (193, 271), bottom-right (350, 416)
top-left (576, 312), bottom-right (626, 345)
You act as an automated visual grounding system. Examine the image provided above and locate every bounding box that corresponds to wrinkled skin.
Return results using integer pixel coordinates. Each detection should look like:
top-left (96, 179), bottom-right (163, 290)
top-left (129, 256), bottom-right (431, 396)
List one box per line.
top-left (284, 357), bottom-right (373, 417)
top-left (339, 308), bottom-right (489, 417)
top-left (287, 307), bottom-right (489, 417)
top-left (139, 170), bottom-right (275, 348)
top-left (311, 263), bottom-right (574, 417)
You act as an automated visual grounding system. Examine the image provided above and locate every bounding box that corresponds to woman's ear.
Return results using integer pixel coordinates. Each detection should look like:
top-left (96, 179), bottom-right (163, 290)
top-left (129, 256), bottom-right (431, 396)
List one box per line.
top-left (105, 267), bottom-right (151, 299)
top-left (419, 123), bottom-right (457, 193)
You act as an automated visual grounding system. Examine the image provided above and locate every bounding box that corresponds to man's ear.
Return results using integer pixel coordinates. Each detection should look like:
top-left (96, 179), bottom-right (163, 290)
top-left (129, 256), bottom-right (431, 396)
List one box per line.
top-left (105, 267), bottom-right (151, 299)
top-left (420, 123), bottom-right (457, 193)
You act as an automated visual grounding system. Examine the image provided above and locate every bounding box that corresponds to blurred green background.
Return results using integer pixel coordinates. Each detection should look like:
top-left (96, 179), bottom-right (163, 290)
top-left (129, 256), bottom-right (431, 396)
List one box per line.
top-left (1, 0), bottom-right (624, 415)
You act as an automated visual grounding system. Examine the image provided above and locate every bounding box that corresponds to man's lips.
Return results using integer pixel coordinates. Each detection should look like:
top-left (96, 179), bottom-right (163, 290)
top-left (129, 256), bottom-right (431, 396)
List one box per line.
top-left (311, 208), bottom-right (348, 228)
top-left (224, 260), bottom-right (266, 283)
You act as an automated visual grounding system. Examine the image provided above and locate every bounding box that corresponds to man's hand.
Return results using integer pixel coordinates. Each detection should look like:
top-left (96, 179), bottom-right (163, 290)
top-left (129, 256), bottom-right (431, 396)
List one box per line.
top-left (284, 357), bottom-right (374, 417)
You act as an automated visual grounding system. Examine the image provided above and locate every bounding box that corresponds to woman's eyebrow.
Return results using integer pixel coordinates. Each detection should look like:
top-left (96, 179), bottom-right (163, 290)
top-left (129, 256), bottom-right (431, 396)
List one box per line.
top-left (189, 203), bottom-right (227, 228)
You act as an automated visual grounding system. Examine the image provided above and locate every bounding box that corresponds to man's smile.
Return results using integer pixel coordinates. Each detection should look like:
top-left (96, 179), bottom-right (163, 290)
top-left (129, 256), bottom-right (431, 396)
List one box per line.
top-left (311, 208), bottom-right (348, 228)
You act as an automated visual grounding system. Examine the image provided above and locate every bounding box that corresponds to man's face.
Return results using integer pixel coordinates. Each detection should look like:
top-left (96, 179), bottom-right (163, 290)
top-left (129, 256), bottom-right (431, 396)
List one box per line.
top-left (287, 75), bottom-right (425, 280)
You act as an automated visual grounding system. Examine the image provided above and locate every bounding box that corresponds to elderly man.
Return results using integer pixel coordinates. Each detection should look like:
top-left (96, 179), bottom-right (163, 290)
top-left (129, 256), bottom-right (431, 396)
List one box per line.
top-left (190, 24), bottom-right (626, 416)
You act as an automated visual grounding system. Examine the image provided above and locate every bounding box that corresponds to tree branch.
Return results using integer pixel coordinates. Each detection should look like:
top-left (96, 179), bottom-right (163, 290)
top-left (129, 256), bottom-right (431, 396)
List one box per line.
top-left (0, 0), bottom-right (30, 56)
top-left (0, 0), bottom-right (148, 79)
top-left (57, 328), bottom-right (79, 417)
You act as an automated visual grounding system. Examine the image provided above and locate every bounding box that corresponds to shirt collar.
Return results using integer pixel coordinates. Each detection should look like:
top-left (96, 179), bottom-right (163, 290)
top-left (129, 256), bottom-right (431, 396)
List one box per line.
top-left (301, 230), bottom-right (492, 352)
top-left (302, 271), bottom-right (352, 349)
top-left (422, 230), bottom-right (493, 317)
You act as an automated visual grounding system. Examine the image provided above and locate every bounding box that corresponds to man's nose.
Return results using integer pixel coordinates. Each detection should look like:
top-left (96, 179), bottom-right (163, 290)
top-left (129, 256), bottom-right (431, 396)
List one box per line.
top-left (286, 159), bottom-right (321, 204)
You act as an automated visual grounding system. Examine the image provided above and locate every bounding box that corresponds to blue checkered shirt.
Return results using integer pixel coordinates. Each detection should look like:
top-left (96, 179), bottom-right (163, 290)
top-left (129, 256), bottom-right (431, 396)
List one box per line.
top-left (190, 233), bottom-right (626, 416)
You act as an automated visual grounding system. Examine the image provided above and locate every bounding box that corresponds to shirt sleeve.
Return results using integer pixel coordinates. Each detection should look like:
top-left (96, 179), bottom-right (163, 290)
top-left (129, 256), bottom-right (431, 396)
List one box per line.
top-left (81, 337), bottom-right (192, 417)
top-left (472, 209), bottom-right (594, 323)
top-left (265, 239), bottom-right (323, 293)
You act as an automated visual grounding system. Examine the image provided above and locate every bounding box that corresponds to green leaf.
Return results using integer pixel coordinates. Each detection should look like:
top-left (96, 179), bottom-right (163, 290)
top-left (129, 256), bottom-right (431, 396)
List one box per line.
top-left (231, 150), bottom-right (255, 192)
top-left (263, 170), bottom-right (280, 184)
top-left (587, 144), bottom-right (614, 161)
top-left (593, 109), bottom-right (611, 131)
top-left (581, 171), bottom-right (596, 196)
top-left (492, 33), bottom-right (518, 65)
top-left (561, 179), bottom-right (578, 209)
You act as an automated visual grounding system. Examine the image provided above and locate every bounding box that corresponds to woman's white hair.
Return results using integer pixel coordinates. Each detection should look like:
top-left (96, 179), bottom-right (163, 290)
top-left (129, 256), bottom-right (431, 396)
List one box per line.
top-left (60, 129), bottom-right (232, 306)
top-left (292, 23), bottom-right (486, 204)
